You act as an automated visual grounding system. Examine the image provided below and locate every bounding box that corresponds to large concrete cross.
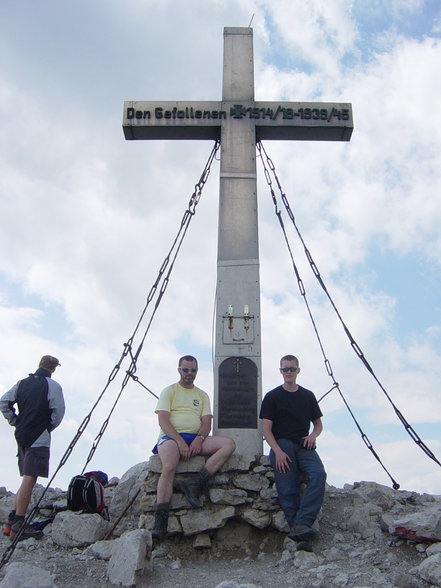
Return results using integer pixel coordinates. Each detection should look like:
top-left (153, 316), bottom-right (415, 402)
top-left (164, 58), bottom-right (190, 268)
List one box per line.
top-left (123, 27), bottom-right (353, 455)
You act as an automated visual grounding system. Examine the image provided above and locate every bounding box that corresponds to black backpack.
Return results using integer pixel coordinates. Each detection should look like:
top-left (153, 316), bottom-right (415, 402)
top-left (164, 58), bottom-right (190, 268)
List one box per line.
top-left (67, 471), bottom-right (109, 520)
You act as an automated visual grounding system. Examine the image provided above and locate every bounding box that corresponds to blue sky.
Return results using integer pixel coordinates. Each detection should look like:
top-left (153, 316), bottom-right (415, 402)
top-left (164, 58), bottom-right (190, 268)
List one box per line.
top-left (0, 0), bottom-right (441, 495)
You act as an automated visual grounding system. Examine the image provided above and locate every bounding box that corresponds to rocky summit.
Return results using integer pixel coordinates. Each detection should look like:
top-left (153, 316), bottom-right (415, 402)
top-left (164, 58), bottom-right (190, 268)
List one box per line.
top-left (0, 457), bottom-right (441, 587)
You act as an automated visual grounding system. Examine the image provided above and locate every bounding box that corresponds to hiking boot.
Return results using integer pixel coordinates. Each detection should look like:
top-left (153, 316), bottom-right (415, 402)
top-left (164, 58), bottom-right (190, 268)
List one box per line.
top-left (3, 510), bottom-right (15, 536)
top-left (151, 504), bottom-right (169, 540)
top-left (10, 518), bottom-right (43, 541)
top-left (289, 523), bottom-right (318, 542)
top-left (179, 468), bottom-right (210, 508)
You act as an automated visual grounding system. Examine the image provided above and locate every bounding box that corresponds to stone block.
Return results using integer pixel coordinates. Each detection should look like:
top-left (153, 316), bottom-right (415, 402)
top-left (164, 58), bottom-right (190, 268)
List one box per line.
top-left (0, 562), bottom-right (56, 588)
top-left (148, 454), bottom-right (206, 474)
top-left (180, 506), bottom-right (235, 536)
top-left (220, 454), bottom-right (257, 472)
top-left (239, 508), bottom-right (271, 529)
top-left (107, 529), bottom-right (152, 587)
top-left (233, 473), bottom-right (270, 492)
top-left (51, 511), bottom-right (111, 548)
top-left (389, 506), bottom-right (441, 541)
top-left (209, 488), bottom-right (248, 506)
top-left (271, 510), bottom-right (290, 533)
top-left (193, 533), bottom-right (212, 549)
top-left (259, 454), bottom-right (271, 466)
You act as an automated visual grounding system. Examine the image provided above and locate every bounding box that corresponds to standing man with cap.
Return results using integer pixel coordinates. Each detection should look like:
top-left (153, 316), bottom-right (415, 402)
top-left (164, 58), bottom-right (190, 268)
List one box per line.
top-left (0, 355), bottom-right (65, 540)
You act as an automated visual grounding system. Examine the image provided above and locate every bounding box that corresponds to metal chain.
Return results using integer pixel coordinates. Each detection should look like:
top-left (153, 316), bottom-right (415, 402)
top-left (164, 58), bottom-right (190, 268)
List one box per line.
top-left (0, 139), bottom-right (220, 570)
top-left (258, 141), bottom-right (441, 470)
top-left (257, 140), bottom-right (401, 489)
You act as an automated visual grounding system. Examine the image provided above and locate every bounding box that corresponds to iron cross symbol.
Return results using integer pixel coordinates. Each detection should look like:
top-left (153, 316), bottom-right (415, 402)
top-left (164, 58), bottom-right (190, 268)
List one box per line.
top-left (123, 27), bottom-right (353, 455)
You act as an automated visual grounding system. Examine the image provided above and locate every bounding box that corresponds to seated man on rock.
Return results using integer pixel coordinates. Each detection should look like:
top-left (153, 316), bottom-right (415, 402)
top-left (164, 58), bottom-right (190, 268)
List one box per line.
top-left (151, 355), bottom-right (236, 539)
top-left (260, 354), bottom-right (326, 545)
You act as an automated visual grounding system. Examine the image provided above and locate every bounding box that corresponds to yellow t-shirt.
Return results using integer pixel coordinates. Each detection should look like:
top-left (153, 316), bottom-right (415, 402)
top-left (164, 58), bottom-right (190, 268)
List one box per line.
top-left (155, 383), bottom-right (212, 440)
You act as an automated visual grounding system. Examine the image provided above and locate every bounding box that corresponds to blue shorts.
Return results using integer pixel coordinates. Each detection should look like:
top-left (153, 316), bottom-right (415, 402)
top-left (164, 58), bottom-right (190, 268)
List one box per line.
top-left (152, 433), bottom-right (197, 455)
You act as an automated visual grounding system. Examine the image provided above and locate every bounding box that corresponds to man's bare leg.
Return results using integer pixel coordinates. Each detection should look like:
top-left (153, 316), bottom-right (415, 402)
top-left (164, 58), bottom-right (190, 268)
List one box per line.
top-left (156, 440), bottom-right (180, 503)
top-left (201, 436), bottom-right (236, 475)
top-left (15, 475), bottom-right (37, 517)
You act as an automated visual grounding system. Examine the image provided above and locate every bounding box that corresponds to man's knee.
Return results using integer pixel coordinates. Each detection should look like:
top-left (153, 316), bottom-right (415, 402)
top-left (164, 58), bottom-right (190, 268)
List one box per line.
top-left (159, 460), bottom-right (179, 477)
top-left (224, 437), bottom-right (236, 454)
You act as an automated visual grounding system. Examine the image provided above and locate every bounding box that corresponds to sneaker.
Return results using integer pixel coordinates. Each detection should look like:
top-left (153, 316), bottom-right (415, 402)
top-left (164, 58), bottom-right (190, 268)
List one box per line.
top-left (289, 523), bottom-right (318, 542)
top-left (10, 519), bottom-right (43, 541)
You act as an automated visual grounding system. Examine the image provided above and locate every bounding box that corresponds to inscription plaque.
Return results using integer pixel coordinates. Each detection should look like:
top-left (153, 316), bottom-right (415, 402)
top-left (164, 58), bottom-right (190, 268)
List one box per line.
top-left (218, 357), bottom-right (257, 429)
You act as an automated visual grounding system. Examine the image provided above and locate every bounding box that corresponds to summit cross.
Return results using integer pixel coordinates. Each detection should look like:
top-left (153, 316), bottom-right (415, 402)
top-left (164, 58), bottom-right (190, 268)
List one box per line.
top-left (123, 27), bottom-right (353, 455)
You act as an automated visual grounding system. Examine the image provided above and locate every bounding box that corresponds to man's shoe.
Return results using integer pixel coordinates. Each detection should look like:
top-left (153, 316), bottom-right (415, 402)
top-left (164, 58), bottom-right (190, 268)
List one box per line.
top-left (151, 504), bottom-right (169, 541)
top-left (3, 510), bottom-right (15, 536)
top-left (10, 519), bottom-right (43, 541)
top-left (179, 477), bottom-right (203, 508)
top-left (289, 523), bottom-right (318, 542)
top-left (179, 468), bottom-right (210, 508)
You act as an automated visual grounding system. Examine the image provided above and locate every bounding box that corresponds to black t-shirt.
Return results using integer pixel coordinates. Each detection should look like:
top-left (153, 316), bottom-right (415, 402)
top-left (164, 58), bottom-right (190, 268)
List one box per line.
top-left (259, 385), bottom-right (322, 443)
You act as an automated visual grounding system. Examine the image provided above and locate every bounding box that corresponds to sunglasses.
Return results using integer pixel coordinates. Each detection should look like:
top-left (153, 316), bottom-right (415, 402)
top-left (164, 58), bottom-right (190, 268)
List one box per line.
top-left (280, 367), bottom-right (298, 373)
top-left (180, 367), bottom-right (198, 373)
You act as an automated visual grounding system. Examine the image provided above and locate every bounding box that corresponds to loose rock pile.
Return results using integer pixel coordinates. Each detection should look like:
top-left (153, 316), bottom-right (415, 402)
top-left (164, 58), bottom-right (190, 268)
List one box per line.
top-left (0, 456), bottom-right (440, 587)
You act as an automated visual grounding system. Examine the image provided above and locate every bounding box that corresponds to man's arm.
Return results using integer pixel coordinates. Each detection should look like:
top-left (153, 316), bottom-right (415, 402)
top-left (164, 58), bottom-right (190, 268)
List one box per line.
top-left (262, 418), bottom-right (292, 473)
top-left (48, 381), bottom-right (65, 432)
top-left (0, 384), bottom-right (19, 426)
top-left (302, 417), bottom-right (323, 450)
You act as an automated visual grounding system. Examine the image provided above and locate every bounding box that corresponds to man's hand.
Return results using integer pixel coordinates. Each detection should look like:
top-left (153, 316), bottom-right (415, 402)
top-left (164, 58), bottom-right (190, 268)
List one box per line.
top-left (176, 437), bottom-right (191, 460)
top-left (302, 432), bottom-right (317, 450)
top-left (274, 447), bottom-right (292, 473)
top-left (188, 435), bottom-right (204, 458)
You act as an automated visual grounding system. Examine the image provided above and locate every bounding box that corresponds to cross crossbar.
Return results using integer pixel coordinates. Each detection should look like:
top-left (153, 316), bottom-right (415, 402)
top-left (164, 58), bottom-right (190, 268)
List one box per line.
top-left (123, 100), bottom-right (353, 141)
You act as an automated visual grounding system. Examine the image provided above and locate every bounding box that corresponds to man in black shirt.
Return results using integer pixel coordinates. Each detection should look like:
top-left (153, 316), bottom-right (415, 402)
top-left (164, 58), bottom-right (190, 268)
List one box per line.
top-left (259, 354), bottom-right (326, 543)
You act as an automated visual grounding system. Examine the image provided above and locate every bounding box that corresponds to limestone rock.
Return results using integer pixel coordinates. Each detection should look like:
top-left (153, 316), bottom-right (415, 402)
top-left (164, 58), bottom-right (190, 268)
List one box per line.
top-left (51, 510), bottom-right (111, 547)
top-left (233, 473), bottom-right (269, 492)
top-left (416, 552), bottom-right (441, 585)
top-left (180, 506), bottom-right (235, 535)
top-left (209, 488), bottom-right (248, 506)
top-left (107, 529), bottom-right (152, 587)
top-left (0, 562), bottom-right (56, 588)
top-left (389, 505), bottom-right (441, 541)
top-left (239, 508), bottom-right (271, 529)
top-left (109, 461), bottom-right (149, 519)
top-left (84, 538), bottom-right (116, 560)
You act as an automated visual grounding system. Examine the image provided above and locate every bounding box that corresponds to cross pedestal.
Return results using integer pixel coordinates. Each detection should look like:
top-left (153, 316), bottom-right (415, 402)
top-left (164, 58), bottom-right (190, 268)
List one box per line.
top-left (123, 27), bottom-right (353, 455)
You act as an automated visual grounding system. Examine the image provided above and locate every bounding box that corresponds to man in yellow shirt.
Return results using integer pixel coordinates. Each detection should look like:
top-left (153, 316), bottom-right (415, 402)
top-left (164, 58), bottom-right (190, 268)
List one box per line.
top-left (152, 355), bottom-right (236, 539)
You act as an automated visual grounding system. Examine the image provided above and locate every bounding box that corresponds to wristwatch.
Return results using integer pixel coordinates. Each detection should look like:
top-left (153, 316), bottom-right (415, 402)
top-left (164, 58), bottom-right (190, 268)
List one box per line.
top-left (198, 435), bottom-right (206, 441)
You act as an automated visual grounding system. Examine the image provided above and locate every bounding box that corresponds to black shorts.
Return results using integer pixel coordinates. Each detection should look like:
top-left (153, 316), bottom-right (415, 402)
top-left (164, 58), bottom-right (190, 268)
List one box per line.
top-left (17, 446), bottom-right (50, 478)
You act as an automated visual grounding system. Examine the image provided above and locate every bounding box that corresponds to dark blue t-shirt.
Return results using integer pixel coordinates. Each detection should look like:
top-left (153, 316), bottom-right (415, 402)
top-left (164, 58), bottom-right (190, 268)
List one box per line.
top-left (259, 385), bottom-right (322, 443)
